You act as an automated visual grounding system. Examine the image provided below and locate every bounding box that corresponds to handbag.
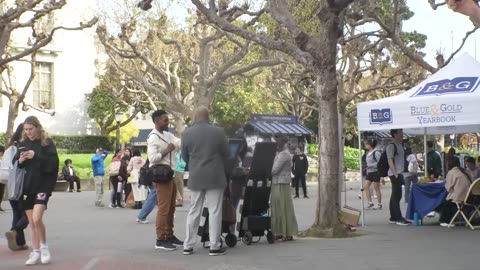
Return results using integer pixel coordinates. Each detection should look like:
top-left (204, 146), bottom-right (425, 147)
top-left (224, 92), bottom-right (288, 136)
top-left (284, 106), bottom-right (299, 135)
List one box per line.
top-left (149, 134), bottom-right (174, 183)
top-left (150, 163), bottom-right (174, 183)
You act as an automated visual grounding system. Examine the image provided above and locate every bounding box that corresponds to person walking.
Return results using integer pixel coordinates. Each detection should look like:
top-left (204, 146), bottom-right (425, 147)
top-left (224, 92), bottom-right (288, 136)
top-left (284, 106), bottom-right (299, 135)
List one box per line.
top-left (62, 159), bottom-right (81, 192)
top-left (18, 116), bottom-right (59, 265)
top-left (271, 135), bottom-right (298, 241)
top-left (127, 149), bottom-right (147, 209)
top-left (182, 106), bottom-right (229, 256)
top-left (148, 109), bottom-right (183, 251)
top-left (364, 139), bottom-right (382, 209)
top-left (387, 129), bottom-right (410, 225)
top-left (292, 147), bottom-right (309, 198)
top-left (3, 124), bottom-right (29, 251)
top-left (91, 148), bottom-right (109, 207)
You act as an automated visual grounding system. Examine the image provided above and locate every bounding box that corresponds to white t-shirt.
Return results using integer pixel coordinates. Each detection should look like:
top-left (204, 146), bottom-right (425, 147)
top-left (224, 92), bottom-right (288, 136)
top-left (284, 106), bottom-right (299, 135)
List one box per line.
top-left (403, 154), bottom-right (417, 177)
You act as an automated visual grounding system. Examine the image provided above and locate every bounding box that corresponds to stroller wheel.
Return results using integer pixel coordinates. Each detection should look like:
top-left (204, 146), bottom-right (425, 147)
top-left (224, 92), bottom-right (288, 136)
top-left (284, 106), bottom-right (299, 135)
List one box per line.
top-left (266, 230), bottom-right (274, 244)
top-left (242, 231), bottom-right (253, 245)
top-left (225, 233), bottom-right (237, 247)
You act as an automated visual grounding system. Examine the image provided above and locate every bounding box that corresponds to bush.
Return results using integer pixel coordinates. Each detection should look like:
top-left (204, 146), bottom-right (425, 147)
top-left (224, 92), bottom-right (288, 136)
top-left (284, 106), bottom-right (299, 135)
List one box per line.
top-left (0, 133), bottom-right (5, 147)
top-left (307, 144), bottom-right (361, 170)
top-left (50, 135), bottom-right (115, 154)
top-left (344, 146), bottom-right (361, 170)
top-left (307, 144), bottom-right (318, 155)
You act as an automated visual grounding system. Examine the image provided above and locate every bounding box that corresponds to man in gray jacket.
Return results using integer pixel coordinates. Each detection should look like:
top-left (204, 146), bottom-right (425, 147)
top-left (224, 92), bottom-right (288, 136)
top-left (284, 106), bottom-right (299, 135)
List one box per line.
top-left (182, 106), bottom-right (229, 256)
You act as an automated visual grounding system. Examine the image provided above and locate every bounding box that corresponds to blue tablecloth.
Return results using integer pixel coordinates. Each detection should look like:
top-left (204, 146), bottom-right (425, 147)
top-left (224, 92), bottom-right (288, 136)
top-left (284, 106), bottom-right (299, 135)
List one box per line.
top-left (406, 182), bottom-right (448, 220)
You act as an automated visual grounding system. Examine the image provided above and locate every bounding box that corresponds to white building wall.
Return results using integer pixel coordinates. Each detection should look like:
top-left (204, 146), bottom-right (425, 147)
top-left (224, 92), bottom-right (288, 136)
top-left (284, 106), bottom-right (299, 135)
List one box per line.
top-left (0, 0), bottom-right (98, 135)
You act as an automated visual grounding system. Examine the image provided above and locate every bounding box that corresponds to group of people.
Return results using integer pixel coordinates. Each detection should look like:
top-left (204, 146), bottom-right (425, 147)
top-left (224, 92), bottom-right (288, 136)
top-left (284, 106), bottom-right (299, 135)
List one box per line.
top-left (133, 107), bottom-right (301, 256)
top-left (363, 128), bottom-right (480, 227)
top-left (0, 116), bottom-right (59, 265)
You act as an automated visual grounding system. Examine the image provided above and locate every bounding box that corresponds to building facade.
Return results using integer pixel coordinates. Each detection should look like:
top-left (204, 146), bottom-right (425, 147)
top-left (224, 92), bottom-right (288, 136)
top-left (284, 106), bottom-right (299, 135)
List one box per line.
top-left (0, 1), bottom-right (98, 135)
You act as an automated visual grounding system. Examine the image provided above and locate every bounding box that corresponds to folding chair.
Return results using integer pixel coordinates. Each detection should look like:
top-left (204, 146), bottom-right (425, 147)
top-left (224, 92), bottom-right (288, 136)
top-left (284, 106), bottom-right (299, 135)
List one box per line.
top-left (447, 178), bottom-right (480, 230)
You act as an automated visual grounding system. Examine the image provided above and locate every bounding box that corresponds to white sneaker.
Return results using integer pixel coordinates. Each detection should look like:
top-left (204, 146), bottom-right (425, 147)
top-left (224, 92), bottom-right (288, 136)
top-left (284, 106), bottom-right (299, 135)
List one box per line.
top-left (25, 251), bottom-right (41, 265)
top-left (440, 222), bottom-right (454, 227)
top-left (40, 246), bottom-right (51, 264)
top-left (136, 218), bottom-right (149, 224)
top-left (426, 211), bottom-right (436, 218)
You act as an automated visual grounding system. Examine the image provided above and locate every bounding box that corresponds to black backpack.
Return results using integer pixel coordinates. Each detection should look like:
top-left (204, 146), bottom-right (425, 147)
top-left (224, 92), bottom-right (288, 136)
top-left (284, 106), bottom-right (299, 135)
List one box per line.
top-left (139, 159), bottom-right (152, 186)
top-left (377, 143), bottom-right (397, 177)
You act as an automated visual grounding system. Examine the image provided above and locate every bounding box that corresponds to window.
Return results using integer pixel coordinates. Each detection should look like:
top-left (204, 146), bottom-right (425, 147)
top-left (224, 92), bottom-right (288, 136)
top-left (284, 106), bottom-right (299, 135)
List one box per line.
top-left (33, 62), bottom-right (54, 109)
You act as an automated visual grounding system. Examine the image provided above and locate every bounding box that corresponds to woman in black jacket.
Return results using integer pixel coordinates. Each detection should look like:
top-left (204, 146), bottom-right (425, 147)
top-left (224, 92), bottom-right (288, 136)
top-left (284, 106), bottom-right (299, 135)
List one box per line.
top-left (18, 116), bottom-right (59, 266)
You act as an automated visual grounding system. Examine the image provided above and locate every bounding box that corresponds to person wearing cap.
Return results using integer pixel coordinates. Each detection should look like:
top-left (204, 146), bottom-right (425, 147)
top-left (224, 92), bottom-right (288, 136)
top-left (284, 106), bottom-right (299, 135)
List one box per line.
top-left (91, 148), bottom-right (109, 207)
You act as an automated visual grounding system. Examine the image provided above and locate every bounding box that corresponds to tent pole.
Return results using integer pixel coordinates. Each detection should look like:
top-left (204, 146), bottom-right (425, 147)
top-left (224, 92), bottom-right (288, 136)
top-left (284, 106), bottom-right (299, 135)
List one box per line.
top-left (338, 113), bottom-right (344, 211)
top-left (358, 130), bottom-right (365, 227)
top-left (424, 128), bottom-right (428, 178)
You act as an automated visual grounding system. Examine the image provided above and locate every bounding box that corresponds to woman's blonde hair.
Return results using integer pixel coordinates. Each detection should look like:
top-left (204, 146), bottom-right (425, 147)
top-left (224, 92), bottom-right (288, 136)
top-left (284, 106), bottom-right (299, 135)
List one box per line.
top-left (23, 116), bottom-right (48, 146)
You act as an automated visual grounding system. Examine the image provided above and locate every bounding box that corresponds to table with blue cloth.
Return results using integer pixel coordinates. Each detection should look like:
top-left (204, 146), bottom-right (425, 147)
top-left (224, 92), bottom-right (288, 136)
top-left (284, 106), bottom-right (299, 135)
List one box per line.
top-left (406, 182), bottom-right (448, 225)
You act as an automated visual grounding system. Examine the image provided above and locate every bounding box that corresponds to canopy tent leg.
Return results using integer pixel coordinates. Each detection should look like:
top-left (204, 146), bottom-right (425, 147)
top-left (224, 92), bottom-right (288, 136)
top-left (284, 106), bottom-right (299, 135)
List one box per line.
top-left (424, 128), bottom-right (428, 178)
top-left (358, 130), bottom-right (365, 227)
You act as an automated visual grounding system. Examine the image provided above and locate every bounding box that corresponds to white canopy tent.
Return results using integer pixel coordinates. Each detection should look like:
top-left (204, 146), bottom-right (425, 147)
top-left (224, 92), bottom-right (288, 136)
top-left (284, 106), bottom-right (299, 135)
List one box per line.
top-left (355, 53), bottom-right (480, 226)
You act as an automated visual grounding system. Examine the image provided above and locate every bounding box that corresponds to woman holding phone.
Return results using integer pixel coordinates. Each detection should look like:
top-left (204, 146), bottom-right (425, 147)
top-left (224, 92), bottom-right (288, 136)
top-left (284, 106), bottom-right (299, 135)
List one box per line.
top-left (18, 116), bottom-right (59, 265)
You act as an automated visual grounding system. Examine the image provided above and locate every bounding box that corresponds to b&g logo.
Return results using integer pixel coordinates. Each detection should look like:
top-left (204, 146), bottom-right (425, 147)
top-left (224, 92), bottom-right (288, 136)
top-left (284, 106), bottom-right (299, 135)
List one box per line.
top-left (413, 77), bottom-right (479, 97)
top-left (370, 109), bottom-right (392, 125)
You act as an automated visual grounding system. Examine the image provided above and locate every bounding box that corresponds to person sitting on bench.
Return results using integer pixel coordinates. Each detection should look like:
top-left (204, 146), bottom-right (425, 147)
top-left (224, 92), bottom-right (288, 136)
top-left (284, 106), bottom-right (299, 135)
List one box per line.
top-left (62, 159), bottom-right (81, 192)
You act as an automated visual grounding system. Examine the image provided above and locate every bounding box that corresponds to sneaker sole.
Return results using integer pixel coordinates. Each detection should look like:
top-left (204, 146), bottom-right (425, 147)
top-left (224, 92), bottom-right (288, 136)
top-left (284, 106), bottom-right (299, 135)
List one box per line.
top-left (209, 251), bottom-right (226, 256)
top-left (154, 245), bottom-right (176, 251)
top-left (183, 250), bottom-right (193, 255)
top-left (396, 223), bottom-right (409, 226)
top-left (41, 259), bottom-right (51, 265)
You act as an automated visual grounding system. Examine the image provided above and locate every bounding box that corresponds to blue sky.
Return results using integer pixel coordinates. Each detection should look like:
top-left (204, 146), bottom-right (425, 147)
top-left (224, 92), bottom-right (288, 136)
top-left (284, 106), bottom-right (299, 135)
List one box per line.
top-left (404, 0), bottom-right (479, 65)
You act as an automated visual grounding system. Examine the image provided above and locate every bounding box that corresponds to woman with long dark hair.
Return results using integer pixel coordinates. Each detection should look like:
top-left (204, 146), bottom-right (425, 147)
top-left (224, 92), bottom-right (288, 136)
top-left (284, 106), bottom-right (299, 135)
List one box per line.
top-left (4, 124), bottom-right (29, 251)
top-left (109, 149), bottom-right (127, 208)
top-left (438, 156), bottom-right (472, 227)
top-left (18, 116), bottom-right (59, 265)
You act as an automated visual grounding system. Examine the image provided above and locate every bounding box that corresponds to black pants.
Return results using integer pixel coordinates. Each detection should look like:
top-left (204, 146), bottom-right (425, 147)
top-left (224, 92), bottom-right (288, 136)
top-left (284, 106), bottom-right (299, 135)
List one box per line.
top-left (294, 174), bottom-right (307, 197)
top-left (389, 174), bottom-right (404, 222)
top-left (124, 183), bottom-right (132, 203)
top-left (110, 177), bottom-right (122, 206)
top-left (66, 175), bottom-right (81, 191)
top-left (9, 200), bottom-right (28, 246)
top-left (0, 183), bottom-right (5, 208)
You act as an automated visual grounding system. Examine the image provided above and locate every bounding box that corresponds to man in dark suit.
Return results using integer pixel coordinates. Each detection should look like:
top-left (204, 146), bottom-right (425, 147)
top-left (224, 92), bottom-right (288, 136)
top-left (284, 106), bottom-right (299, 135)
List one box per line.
top-left (181, 106), bottom-right (228, 256)
top-left (62, 159), bottom-right (81, 192)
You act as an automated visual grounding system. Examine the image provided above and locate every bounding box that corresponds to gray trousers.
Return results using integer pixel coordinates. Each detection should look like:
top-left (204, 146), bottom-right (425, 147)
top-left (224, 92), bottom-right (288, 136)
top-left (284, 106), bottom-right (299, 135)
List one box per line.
top-left (184, 188), bottom-right (223, 250)
top-left (94, 176), bottom-right (104, 203)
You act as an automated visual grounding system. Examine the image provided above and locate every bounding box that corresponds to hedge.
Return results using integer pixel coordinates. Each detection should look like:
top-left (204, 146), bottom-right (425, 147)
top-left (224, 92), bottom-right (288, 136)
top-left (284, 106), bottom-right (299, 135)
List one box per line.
top-left (307, 144), bottom-right (361, 170)
top-left (50, 135), bottom-right (115, 154)
top-left (0, 133), bottom-right (114, 154)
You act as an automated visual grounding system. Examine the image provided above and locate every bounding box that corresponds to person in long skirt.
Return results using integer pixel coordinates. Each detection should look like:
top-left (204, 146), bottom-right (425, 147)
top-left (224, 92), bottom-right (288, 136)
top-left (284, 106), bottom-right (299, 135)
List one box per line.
top-left (127, 149), bottom-right (147, 209)
top-left (271, 135), bottom-right (298, 241)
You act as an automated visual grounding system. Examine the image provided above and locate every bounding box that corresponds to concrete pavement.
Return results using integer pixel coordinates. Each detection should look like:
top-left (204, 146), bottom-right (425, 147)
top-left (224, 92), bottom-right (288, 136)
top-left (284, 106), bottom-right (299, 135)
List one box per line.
top-left (0, 181), bottom-right (479, 270)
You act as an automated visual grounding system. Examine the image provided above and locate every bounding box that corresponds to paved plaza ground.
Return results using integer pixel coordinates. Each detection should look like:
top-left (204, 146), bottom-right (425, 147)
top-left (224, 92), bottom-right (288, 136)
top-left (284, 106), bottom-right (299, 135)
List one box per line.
top-left (0, 181), bottom-right (479, 270)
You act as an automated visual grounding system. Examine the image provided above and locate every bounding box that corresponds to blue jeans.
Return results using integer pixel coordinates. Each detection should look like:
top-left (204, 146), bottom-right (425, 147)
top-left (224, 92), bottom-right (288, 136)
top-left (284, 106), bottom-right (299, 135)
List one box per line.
top-left (137, 185), bottom-right (157, 221)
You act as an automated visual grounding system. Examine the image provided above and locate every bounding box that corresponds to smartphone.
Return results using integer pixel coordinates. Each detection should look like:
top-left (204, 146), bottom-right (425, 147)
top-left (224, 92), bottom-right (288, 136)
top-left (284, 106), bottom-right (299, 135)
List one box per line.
top-left (18, 146), bottom-right (28, 153)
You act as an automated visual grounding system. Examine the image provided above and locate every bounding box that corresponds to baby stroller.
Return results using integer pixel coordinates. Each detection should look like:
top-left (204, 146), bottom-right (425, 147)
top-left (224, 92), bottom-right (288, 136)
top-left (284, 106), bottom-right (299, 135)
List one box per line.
top-left (197, 139), bottom-right (246, 248)
top-left (197, 185), bottom-right (238, 248)
top-left (236, 142), bottom-right (277, 245)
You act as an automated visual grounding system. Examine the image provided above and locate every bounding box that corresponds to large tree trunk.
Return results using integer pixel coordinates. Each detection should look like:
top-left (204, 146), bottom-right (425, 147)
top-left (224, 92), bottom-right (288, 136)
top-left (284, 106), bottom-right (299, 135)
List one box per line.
top-left (5, 96), bottom-right (20, 142)
top-left (313, 9), bottom-right (341, 229)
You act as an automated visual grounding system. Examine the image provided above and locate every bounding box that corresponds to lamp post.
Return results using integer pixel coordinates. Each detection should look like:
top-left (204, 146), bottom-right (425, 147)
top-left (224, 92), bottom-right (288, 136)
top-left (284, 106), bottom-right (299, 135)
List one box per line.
top-left (450, 134), bottom-right (455, 148)
top-left (115, 111), bottom-right (123, 150)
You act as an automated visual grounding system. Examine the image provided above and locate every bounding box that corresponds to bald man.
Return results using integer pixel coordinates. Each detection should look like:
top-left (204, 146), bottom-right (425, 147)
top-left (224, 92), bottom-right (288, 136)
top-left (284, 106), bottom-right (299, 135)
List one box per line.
top-left (181, 106), bottom-right (229, 256)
